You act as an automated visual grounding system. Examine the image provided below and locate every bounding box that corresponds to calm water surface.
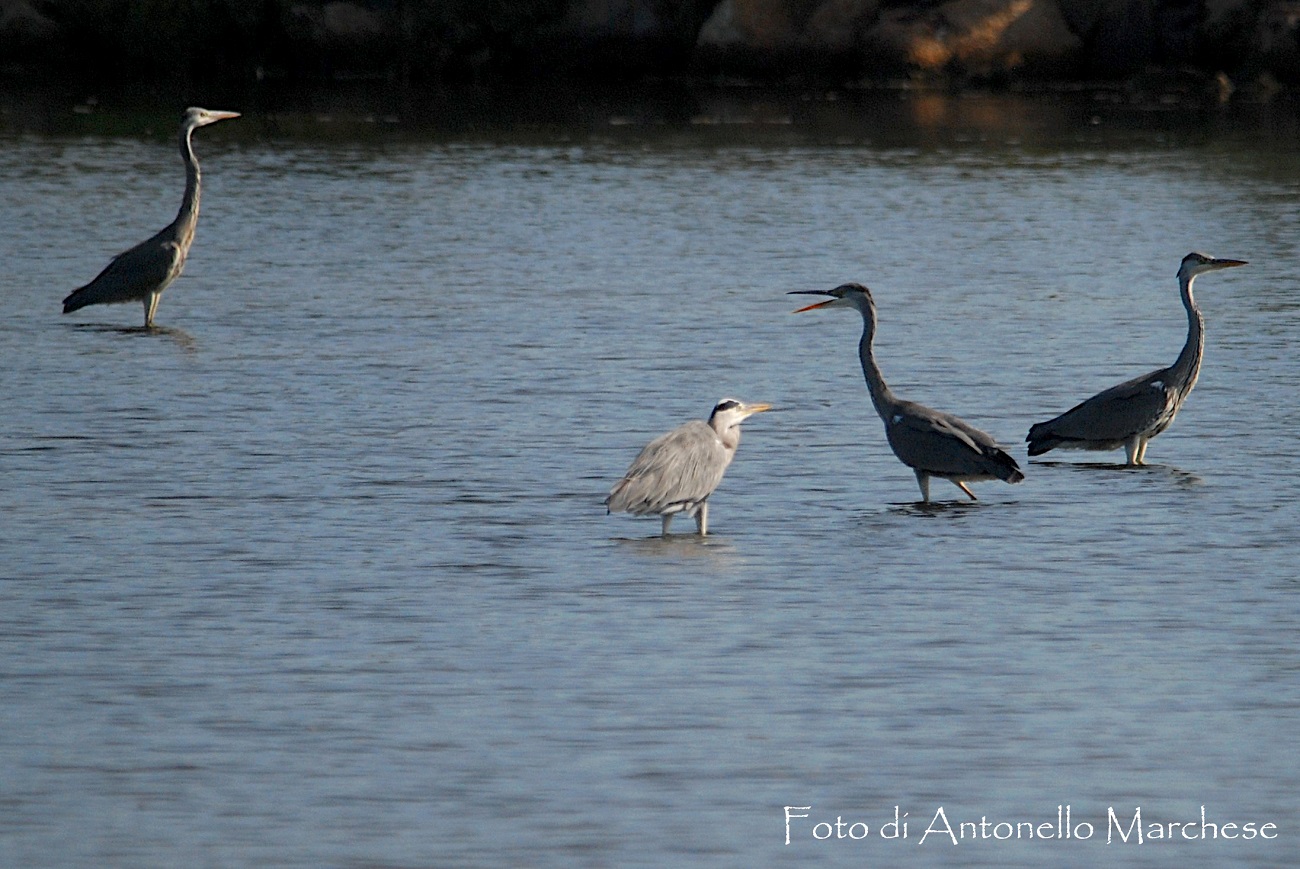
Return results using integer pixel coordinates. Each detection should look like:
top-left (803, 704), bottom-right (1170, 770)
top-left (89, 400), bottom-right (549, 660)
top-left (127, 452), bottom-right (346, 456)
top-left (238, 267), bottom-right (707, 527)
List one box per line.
top-left (1, 91), bottom-right (1298, 866)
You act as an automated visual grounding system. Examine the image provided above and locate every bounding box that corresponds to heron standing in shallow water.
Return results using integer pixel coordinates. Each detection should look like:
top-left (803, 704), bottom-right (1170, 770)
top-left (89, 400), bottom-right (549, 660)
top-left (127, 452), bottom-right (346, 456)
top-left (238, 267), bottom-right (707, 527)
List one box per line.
top-left (606, 398), bottom-right (772, 536)
top-left (1027, 252), bottom-right (1247, 466)
top-left (791, 283), bottom-right (1024, 503)
top-left (62, 106), bottom-right (241, 328)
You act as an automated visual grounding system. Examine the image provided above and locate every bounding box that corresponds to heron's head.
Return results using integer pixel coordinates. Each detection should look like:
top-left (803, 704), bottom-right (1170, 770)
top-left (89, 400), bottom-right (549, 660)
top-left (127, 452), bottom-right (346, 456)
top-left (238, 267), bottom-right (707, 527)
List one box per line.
top-left (789, 282), bottom-right (874, 313)
top-left (184, 107), bottom-right (241, 130)
top-left (1179, 252), bottom-right (1247, 280)
top-left (708, 398), bottom-right (772, 430)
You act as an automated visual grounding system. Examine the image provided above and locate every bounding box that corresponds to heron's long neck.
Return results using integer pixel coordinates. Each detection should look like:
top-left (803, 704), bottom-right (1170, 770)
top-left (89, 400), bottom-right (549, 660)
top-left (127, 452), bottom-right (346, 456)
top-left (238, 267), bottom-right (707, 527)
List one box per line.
top-left (1169, 272), bottom-right (1204, 396)
top-left (857, 305), bottom-right (899, 421)
top-left (709, 419), bottom-right (740, 459)
top-left (173, 125), bottom-right (201, 246)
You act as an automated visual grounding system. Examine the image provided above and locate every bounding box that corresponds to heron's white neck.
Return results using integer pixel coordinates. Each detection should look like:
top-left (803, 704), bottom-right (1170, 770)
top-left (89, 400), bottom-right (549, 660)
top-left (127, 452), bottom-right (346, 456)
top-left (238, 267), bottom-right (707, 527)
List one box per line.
top-left (174, 124), bottom-right (202, 243)
top-left (708, 415), bottom-right (743, 458)
top-left (855, 303), bottom-right (900, 422)
top-left (1169, 271), bottom-right (1205, 397)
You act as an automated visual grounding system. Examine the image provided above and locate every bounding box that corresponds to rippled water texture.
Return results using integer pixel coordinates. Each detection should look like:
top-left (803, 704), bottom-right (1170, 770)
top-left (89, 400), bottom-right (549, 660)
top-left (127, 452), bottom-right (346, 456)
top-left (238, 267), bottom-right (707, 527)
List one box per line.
top-left (2, 90), bottom-right (1298, 866)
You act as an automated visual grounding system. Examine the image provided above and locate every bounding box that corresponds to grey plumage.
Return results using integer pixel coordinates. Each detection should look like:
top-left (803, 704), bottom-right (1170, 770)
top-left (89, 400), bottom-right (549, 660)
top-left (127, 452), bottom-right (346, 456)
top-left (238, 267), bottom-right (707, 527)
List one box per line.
top-left (791, 282), bottom-right (1023, 503)
top-left (606, 398), bottom-right (771, 535)
top-left (62, 106), bottom-right (240, 328)
top-left (1027, 252), bottom-right (1247, 465)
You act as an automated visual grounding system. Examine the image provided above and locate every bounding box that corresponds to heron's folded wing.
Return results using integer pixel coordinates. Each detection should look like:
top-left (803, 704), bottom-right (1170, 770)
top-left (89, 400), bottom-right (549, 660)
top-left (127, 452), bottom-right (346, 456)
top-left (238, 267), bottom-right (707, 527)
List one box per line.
top-left (889, 405), bottom-right (1018, 478)
top-left (607, 421), bottom-right (728, 515)
top-left (1035, 372), bottom-right (1173, 443)
top-left (64, 235), bottom-right (181, 309)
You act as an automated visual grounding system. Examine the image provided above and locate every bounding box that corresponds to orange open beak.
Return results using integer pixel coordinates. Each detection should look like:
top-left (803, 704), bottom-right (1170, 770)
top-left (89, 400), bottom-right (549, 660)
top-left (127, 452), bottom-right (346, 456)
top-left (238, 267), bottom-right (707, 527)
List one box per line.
top-left (788, 290), bottom-right (837, 313)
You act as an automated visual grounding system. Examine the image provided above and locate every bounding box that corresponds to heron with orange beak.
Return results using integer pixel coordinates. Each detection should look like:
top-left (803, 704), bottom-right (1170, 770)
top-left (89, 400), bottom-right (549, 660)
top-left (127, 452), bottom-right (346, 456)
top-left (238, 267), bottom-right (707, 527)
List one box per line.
top-left (791, 283), bottom-right (1023, 503)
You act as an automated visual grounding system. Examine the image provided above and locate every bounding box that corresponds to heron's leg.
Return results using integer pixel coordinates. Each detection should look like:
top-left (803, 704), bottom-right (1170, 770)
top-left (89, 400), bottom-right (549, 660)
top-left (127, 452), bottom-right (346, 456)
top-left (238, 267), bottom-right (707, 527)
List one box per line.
top-left (144, 292), bottom-right (161, 328)
top-left (695, 502), bottom-right (709, 536)
top-left (1123, 436), bottom-right (1141, 466)
top-left (1135, 437), bottom-right (1150, 465)
top-left (914, 470), bottom-right (931, 503)
top-left (954, 480), bottom-right (978, 500)
top-left (661, 514), bottom-right (673, 536)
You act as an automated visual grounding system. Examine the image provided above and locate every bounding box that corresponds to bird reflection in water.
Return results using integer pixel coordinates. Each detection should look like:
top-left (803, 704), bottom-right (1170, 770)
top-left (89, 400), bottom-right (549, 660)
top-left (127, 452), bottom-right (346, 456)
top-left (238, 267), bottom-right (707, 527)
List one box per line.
top-left (70, 322), bottom-right (197, 354)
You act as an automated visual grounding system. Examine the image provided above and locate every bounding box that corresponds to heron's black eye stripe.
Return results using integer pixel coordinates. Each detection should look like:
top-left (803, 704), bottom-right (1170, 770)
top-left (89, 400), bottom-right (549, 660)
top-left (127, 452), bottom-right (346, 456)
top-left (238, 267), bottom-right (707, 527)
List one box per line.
top-left (714, 400), bottom-right (741, 412)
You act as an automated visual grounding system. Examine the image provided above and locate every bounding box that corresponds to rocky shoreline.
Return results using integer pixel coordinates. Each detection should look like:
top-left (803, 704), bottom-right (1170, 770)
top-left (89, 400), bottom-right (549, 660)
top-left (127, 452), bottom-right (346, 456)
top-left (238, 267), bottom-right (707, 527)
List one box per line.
top-left (2, 0), bottom-right (1298, 91)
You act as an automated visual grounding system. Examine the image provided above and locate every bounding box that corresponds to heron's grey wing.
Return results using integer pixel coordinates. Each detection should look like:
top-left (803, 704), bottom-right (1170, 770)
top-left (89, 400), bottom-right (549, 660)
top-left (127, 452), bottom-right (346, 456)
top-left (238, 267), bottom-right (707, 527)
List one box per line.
top-left (606, 421), bottom-right (728, 515)
top-left (63, 232), bottom-right (182, 311)
top-left (1031, 370), bottom-right (1172, 444)
top-left (887, 403), bottom-right (1022, 480)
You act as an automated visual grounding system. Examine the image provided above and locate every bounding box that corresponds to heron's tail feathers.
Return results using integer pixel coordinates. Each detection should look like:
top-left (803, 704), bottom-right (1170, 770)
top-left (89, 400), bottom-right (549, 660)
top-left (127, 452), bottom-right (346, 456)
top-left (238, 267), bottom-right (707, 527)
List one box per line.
top-left (988, 446), bottom-right (1025, 483)
top-left (62, 284), bottom-right (96, 314)
top-left (604, 481), bottom-right (629, 515)
top-left (1025, 422), bottom-right (1061, 456)
top-left (62, 277), bottom-right (137, 313)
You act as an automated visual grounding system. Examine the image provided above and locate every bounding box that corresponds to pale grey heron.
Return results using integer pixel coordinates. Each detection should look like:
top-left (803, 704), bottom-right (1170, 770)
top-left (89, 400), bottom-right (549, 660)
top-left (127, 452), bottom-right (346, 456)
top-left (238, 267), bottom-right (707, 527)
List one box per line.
top-left (62, 106), bottom-right (241, 328)
top-left (606, 398), bottom-right (772, 536)
top-left (791, 283), bottom-right (1024, 503)
top-left (1027, 252), bottom-right (1247, 465)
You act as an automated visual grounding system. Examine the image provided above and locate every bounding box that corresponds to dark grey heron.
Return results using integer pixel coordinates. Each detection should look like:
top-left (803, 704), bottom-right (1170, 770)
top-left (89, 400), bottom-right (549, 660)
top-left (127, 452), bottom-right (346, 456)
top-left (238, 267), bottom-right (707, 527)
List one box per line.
top-left (606, 398), bottom-right (772, 536)
top-left (62, 106), bottom-right (241, 328)
top-left (1027, 252), bottom-right (1247, 465)
top-left (791, 283), bottom-right (1024, 503)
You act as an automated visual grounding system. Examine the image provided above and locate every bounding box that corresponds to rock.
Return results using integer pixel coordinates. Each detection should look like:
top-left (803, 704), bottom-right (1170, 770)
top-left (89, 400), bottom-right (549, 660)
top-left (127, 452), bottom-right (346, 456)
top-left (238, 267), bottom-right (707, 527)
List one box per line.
top-left (801, 0), bottom-right (881, 51)
top-left (697, 0), bottom-right (800, 49)
top-left (563, 0), bottom-right (667, 38)
top-left (1204, 0), bottom-right (1253, 30)
top-left (867, 0), bottom-right (1081, 74)
top-left (1091, 0), bottom-right (1155, 73)
top-left (1251, 0), bottom-right (1300, 78)
top-left (999, 0), bottom-right (1084, 69)
top-left (0, 0), bottom-right (58, 43)
top-left (1055, 0), bottom-right (1110, 37)
top-left (1055, 0), bottom-right (1159, 75)
top-left (290, 2), bottom-right (388, 49)
top-left (2, 0), bottom-right (1298, 86)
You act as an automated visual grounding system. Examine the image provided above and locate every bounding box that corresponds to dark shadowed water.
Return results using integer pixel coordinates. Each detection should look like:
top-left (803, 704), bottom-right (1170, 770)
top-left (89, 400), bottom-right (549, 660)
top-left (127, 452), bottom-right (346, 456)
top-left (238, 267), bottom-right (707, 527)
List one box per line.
top-left (1, 89), bottom-right (1298, 866)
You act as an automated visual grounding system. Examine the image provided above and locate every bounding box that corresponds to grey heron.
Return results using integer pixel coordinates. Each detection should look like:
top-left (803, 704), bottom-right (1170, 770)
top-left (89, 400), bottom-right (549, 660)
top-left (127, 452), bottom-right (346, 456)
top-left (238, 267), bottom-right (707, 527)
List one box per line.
top-left (606, 398), bottom-right (772, 536)
top-left (791, 283), bottom-right (1024, 503)
top-left (62, 106), bottom-right (241, 328)
top-left (1027, 252), bottom-right (1247, 465)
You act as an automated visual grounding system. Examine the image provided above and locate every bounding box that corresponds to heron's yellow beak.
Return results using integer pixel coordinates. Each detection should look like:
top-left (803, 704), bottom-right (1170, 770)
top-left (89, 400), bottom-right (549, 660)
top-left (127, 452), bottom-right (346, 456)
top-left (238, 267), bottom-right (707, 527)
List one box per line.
top-left (745, 403), bottom-right (773, 415)
top-left (1212, 258), bottom-right (1248, 269)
